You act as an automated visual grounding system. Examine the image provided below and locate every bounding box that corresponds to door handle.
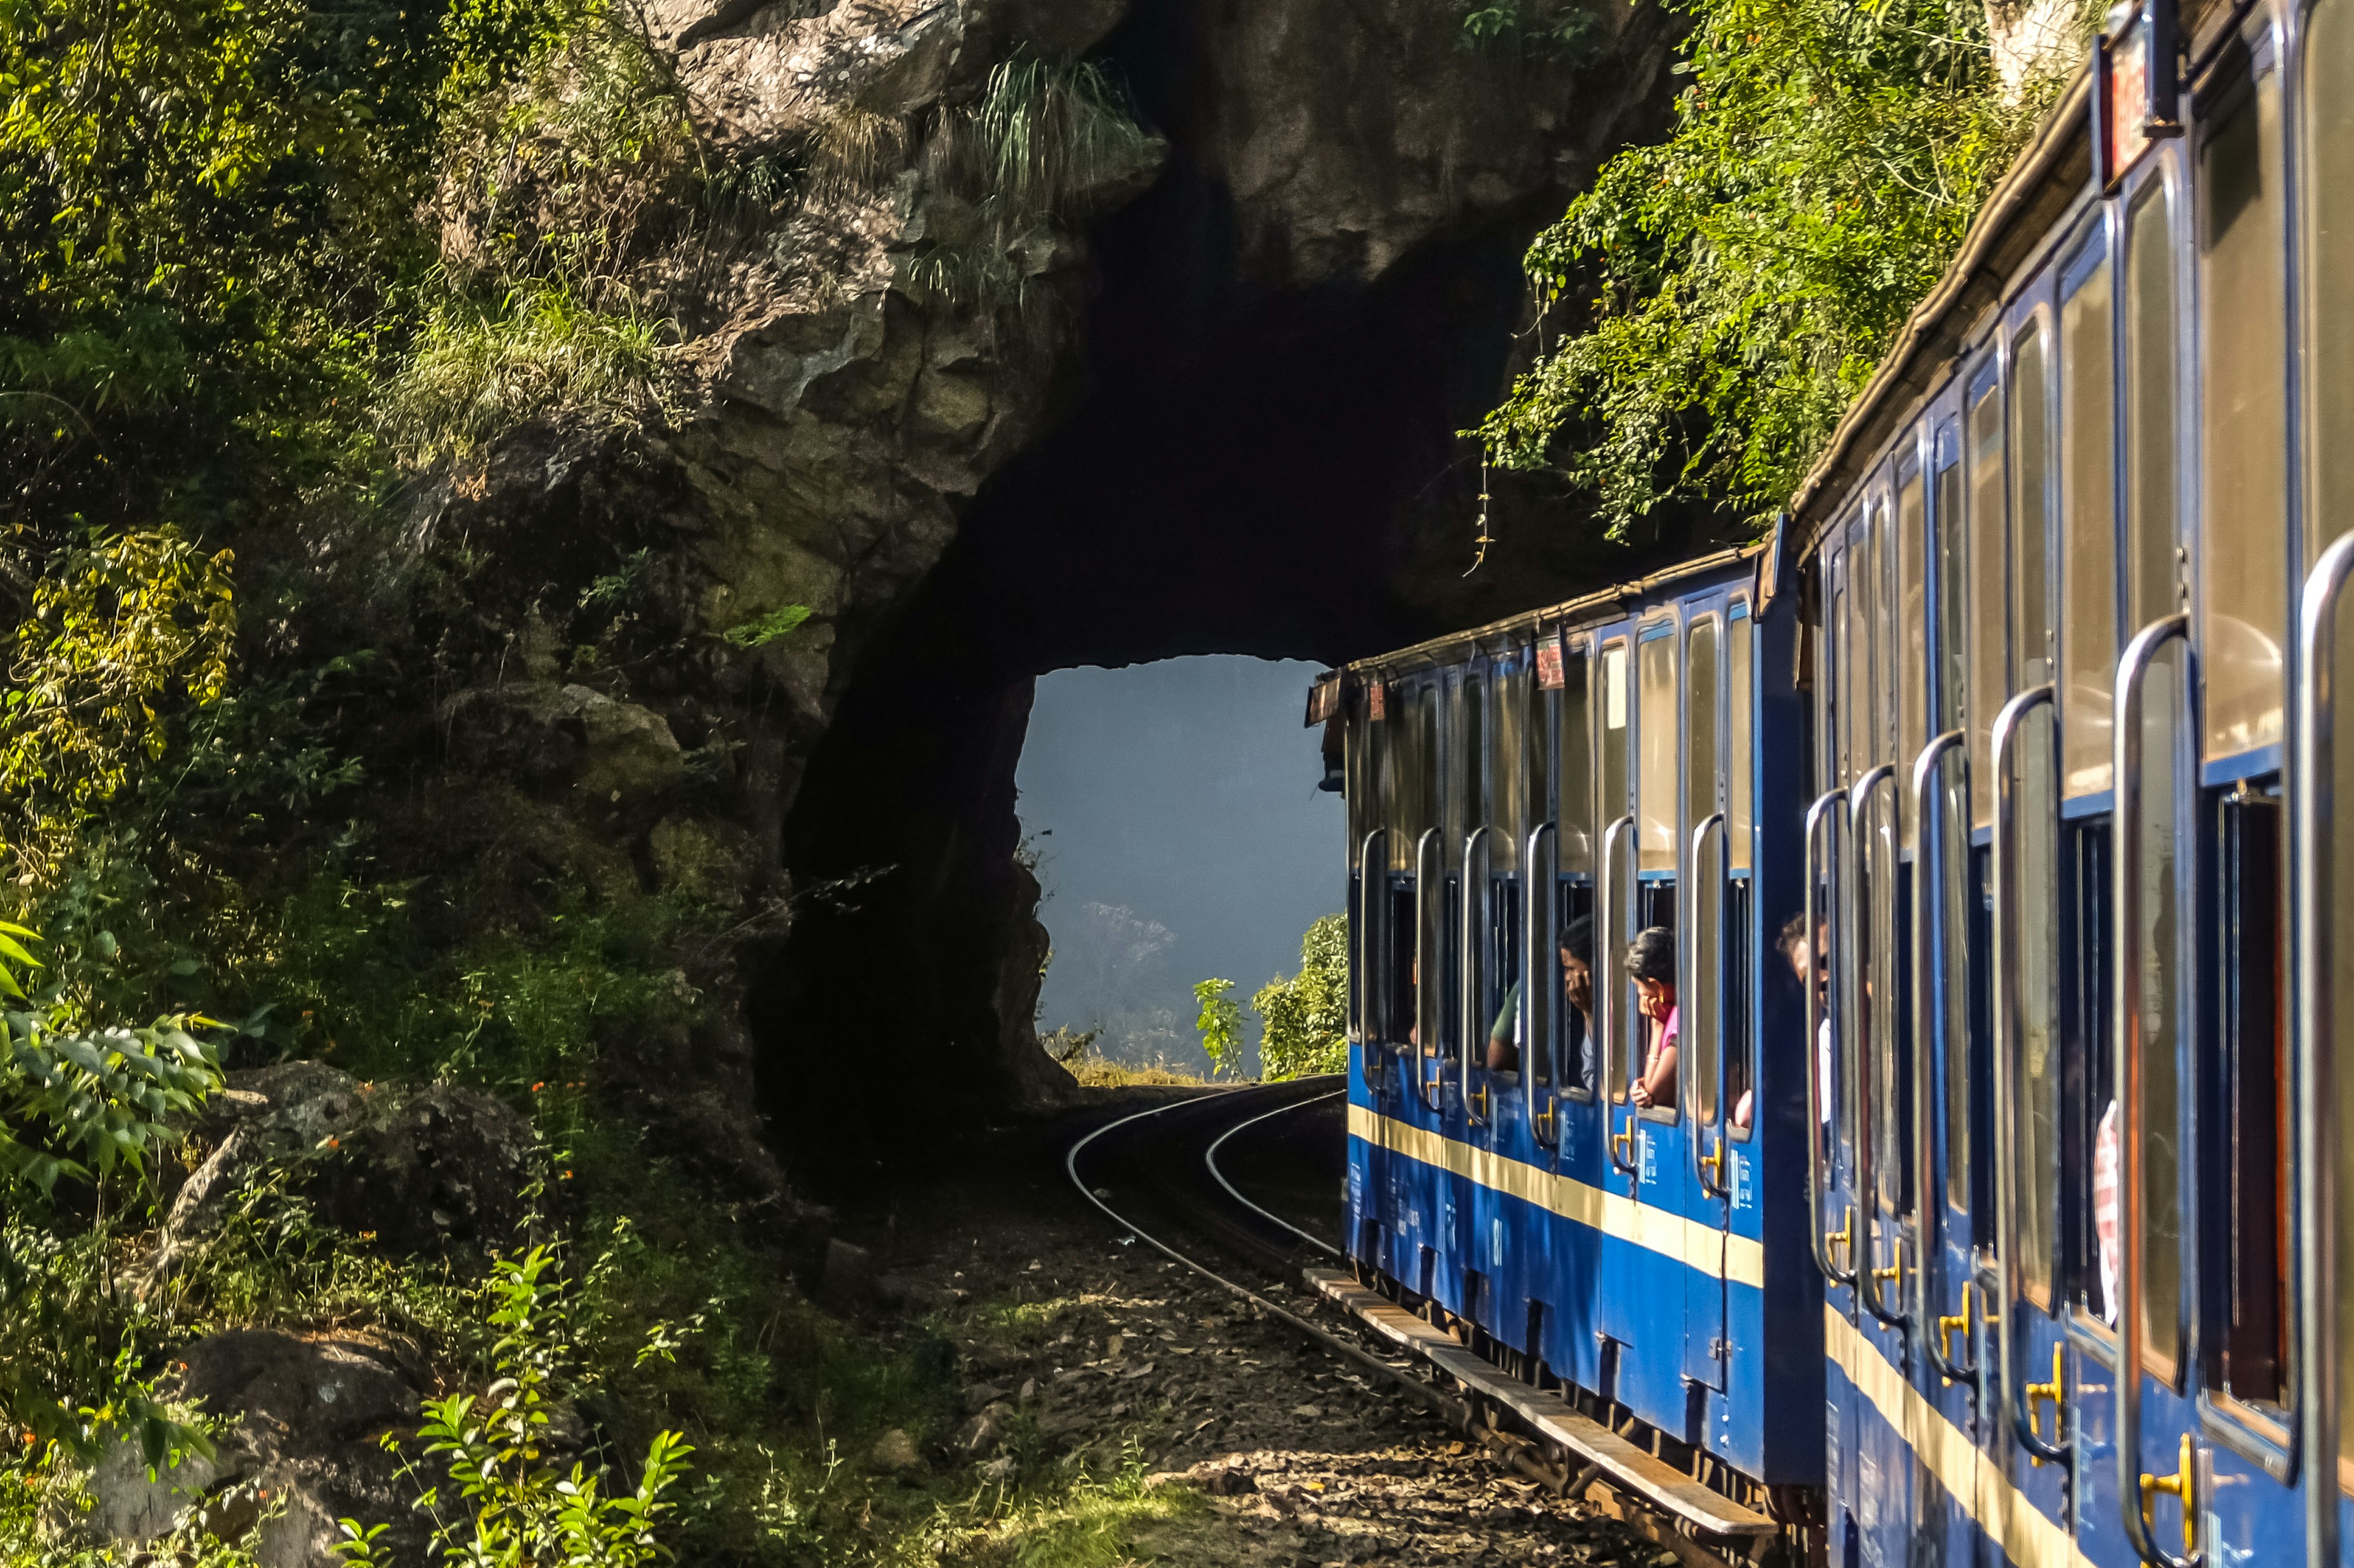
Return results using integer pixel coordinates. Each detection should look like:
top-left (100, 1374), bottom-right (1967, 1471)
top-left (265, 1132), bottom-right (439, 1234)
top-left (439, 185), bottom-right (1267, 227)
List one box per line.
top-left (1686, 812), bottom-right (1731, 1195)
top-left (2138, 1434), bottom-right (2198, 1562)
top-left (2022, 1341), bottom-right (2067, 1466)
top-left (1523, 823), bottom-right (1560, 1147)
top-left (1460, 826), bottom-right (1500, 1126)
top-left (1355, 829), bottom-right (1388, 1084)
top-left (1908, 728), bottom-right (1970, 1379)
top-left (1413, 828), bottom-right (1444, 1113)
top-left (1988, 684), bottom-right (2068, 1463)
top-left (1846, 762), bottom-right (1907, 1333)
top-left (1804, 788), bottom-right (1856, 1286)
top-left (2295, 533), bottom-right (2354, 1568)
top-left (1599, 814), bottom-right (1639, 1174)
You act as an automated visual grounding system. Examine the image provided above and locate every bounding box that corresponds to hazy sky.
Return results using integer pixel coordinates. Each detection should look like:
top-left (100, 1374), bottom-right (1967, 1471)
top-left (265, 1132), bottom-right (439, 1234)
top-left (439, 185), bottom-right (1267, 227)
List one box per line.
top-left (1018, 657), bottom-right (1345, 1071)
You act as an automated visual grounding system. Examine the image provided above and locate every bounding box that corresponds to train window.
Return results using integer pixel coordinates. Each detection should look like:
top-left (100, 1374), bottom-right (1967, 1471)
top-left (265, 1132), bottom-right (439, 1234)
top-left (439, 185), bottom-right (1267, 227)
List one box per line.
top-left (2066, 821), bottom-right (2118, 1326)
top-left (1638, 624), bottom-right (1678, 876)
top-left (2197, 51), bottom-right (2289, 763)
top-left (2060, 235), bottom-right (2118, 797)
top-left (1837, 556), bottom-right (1859, 788)
top-left (1560, 647), bottom-right (1593, 873)
top-left (2212, 788), bottom-right (2287, 1407)
top-left (1925, 449), bottom-right (1961, 740)
top-left (2124, 175), bottom-right (2188, 1382)
top-left (1526, 654), bottom-right (1552, 845)
top-left (1857, 509), bottom-right (1883, 771)
top-left (1493, 655), bottom-right (1529, 860)
top-left (1464, 668), bottom-right (1487, 836)
top-left (1728, 607), bottom-right (1754, 873)
top-left (1968, 371), bottom-right (2008, 832)
top-left (2012, 321), bottom-right (2055, 688)
top-left (1603, 641), bottom-right (1632, 1100)
top-left (1688, 615), bottom-right (1722, 1130)
top-left (2293, 8), bottom-right (2354, 1473)
top-left (2306, 0), bottom-right (2354, 573)
top-left (1899, 463), bottom-right (1929, 799)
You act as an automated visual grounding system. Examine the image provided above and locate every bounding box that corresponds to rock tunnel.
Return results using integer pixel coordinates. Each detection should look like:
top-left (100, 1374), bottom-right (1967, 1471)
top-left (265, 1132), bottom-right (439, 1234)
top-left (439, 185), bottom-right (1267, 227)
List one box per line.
top-left (752, 0), bottom-right (1718, 1172)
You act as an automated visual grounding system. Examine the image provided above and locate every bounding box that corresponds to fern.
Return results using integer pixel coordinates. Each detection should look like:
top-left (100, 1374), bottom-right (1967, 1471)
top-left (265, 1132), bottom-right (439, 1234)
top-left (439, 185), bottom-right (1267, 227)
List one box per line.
top-left (721, 604), bottom-right (811, 649)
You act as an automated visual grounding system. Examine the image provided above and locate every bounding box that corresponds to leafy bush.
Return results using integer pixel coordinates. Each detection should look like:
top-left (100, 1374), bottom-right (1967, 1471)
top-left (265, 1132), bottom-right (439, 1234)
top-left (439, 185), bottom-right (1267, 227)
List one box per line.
top-left (1472, 0), bottom-right (2095, 532)
top-left (1457, 0), bottom-right (1605, 65)
top-left (335, 1244), bottom-right (695, 1568)
top-left (1251, 914), bottom-right (1347, 1081)
top-left (1191, 978), bottom-right (1242, 1078)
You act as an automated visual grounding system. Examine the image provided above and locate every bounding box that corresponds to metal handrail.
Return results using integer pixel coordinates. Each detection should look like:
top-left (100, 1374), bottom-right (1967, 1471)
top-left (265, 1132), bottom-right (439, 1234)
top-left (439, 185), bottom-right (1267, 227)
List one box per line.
top-left (1688, 812), bottom-right (1731, 1195)
top-left (1523, 823), bottom-right (1561, 1146)
top-left (2296, 536), bottom-right (2354, 1568)
top-left (1413, 828), bottom-right (1445, 1113)
top-left (1804, 786), bottom-right (1857, 1286)
top-left (1908, 728), bottom-right (1971, 1380)
top-left (2111, 612), bottom-right (2199, 1568)
top-left (1355, 829), bottom-right (1388, 1082)
top-left (1599, 813), bottom-right (1640, 1176)
top-left (1989, 685), bottom-right (2070, 1464)
top-left (1847, 761), bottom-right (1908, 1331)
top-left (1460, 826), bottom-right (1501, 1126)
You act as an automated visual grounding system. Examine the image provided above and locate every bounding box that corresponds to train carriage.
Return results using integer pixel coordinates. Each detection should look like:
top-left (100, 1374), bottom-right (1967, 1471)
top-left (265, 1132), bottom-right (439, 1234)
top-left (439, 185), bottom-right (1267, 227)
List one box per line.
top-left (1325, 547), bottom-right (1821, 1511)
top-left (1792, 0), bottom-right (2347, 1562)
top-left (1322, 1), bottom-right (2354, 1562)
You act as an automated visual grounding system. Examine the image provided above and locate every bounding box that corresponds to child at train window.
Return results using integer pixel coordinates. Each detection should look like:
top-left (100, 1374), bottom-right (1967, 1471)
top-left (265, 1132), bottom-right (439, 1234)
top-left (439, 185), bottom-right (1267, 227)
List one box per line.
top-left (1625, 926), bottom-right (1677, 1110)
top-left (1484, 915), bottom-right (1596, 1090)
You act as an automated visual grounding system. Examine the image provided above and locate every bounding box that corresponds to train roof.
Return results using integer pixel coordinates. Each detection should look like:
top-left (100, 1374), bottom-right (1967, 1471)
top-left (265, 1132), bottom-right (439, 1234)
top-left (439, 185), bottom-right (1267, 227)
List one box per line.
top-left (1784, 58), bottom-right (2097, 557)
top-left (1336, 542), bottom-right (1768, 682)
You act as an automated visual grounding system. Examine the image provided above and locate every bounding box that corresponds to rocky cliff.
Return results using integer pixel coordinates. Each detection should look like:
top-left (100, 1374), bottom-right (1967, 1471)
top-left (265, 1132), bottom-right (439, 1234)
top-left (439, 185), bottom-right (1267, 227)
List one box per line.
top-left (390, 0), bottom-right (1685, 1181)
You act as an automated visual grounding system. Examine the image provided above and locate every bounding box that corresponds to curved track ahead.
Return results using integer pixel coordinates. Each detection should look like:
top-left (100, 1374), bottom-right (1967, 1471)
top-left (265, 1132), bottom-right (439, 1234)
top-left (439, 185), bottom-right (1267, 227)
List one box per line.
top-left (1066, 1075), bottom-right (1346, 1285)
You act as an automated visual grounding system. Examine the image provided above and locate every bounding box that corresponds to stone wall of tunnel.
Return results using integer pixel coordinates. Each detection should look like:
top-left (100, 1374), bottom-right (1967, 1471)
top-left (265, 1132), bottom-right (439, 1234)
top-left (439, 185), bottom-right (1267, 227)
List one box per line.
top-left (753, 22), bottom-right (1720, 1167)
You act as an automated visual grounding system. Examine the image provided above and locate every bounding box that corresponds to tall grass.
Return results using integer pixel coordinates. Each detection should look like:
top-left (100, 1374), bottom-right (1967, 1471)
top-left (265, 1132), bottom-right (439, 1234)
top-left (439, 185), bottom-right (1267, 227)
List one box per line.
top-left (381, 285), bottom-right (682, 465)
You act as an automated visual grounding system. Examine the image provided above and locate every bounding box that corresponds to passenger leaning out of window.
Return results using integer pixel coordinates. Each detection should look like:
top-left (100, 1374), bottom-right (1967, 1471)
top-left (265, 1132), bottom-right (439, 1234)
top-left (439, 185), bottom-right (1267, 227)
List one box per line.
top-left (1625, 926), bottom-right (1677, 1109)
top-left (1485, 915), bottom-right (1597, 1083)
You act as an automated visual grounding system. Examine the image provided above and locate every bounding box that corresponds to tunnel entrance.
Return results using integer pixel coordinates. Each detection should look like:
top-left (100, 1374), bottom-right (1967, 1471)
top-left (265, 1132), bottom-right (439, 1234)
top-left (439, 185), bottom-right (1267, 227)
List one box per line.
top-left (752, 6), bottom-right (1711, 1182)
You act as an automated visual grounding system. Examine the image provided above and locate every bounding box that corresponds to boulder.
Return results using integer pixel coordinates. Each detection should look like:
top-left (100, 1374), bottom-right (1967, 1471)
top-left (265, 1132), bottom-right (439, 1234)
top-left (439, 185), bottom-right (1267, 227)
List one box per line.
top-left (85, 1331), bottom-right (431, 1568)
top-left (155, 1065), bottom-right (534, 1273)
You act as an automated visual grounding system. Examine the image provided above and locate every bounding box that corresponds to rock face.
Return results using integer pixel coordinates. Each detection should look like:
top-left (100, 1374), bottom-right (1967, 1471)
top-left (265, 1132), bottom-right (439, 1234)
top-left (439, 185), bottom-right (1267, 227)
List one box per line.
top-left (85, 1331), bottom-right (430, 1568)
top-left (342, 0), bottom-right (1685, 1173)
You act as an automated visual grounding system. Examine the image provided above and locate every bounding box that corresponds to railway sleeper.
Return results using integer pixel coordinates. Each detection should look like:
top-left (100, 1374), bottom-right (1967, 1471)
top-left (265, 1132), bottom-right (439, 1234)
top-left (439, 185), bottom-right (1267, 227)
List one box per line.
top-left (1303, 1266), bottom-right (1779, 1567)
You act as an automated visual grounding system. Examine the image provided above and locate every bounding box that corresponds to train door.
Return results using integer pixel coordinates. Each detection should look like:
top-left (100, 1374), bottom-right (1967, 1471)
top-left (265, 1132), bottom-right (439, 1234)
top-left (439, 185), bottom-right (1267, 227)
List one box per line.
top-left (1813, 530), bottom-right (1863, 1556)
top-left (1397, 673), bottom-right (1452, 1296)
top-left (1682, 604), bottom-right (1732, 1396)
top-left (1596, 628), bottom-right (1646, 1386)
top-left (1981, 244), bottom-right (2079, 1562)
top-left (1436, 661), bottom-right (1479, 1320)
top-left (2299, 0), bottom-right (2354, 1556)
top-left (1545, 636), bottom-right (1608, 1390)
top-left (1465, 645), bottom-right (1534, 1349)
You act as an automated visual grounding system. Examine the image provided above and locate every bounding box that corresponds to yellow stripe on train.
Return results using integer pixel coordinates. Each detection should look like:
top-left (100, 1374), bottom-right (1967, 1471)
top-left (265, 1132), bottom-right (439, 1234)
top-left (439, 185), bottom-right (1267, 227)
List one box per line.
top-left (1823, 1305), bottom-right (2094, 1568)
top-left (1346, 1103), bottom-right (1766, 1290)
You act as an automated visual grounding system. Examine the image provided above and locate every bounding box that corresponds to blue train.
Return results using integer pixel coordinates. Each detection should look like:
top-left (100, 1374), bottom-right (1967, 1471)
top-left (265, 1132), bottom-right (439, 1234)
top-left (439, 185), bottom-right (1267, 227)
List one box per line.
top-left (1317, 3), bottom-right (2351, 1564)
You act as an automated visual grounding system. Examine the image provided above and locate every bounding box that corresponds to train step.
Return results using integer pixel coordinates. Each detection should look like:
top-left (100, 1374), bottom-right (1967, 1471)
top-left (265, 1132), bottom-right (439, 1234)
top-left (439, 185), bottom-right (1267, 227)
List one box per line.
top-left (1301, 1267), bottom-right (1775, 1543)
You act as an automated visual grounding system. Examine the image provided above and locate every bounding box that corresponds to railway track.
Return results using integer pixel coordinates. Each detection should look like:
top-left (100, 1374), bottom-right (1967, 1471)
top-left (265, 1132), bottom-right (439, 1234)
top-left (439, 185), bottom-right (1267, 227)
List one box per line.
top-left (1063, 1079), bottom-right (1765, 1568)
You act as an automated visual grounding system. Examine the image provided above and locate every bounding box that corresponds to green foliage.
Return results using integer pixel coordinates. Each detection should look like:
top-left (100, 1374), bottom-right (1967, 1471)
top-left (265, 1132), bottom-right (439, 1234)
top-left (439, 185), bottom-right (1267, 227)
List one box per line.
top-left (910, 56), bottom-right (1153, 313)
top-left (1457, 0), bottom-right (1604, 65)
top-left (722, 603), bottom-right (813, 649)
top-left (380, 286), bottom-right (683, 465)
top-left (1251, 914), bottom-right (1347, 1081)
top-left (1472, 0), bottom-right (2094, 532)
top-left (0, 529), bottom-right (236, 879)
top-left (1190, 978), bottom-right (1242, 1079)
top-left (334, 1244), bottom-right (696, 1568)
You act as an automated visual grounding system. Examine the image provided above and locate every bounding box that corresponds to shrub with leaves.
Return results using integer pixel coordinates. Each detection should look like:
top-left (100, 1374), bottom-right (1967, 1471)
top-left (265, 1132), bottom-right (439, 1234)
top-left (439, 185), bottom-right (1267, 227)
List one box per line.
top-left (336, 1244), bottom-right (695, 1568)
top-left (1251, 914), bottom-right (1347, 1081)
top-left (1472, 0), bottom-right (2096, 533)
top-left (0, 926), bottom-right (223, 1460)
top-left (1191, 978), bottom-right (1242, 1079)
top-left (0, 528), bottom-right (235, 880)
